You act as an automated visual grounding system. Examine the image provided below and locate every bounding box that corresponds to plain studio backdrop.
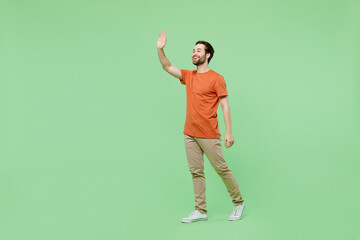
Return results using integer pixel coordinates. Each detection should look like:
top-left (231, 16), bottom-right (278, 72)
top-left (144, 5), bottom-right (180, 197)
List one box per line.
top-left (1, 0), bottom-right (359, 239)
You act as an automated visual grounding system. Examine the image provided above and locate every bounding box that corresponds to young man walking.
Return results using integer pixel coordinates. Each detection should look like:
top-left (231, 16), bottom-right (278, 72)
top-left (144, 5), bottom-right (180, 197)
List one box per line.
top-left (157, 30), bottom-right (245, 223)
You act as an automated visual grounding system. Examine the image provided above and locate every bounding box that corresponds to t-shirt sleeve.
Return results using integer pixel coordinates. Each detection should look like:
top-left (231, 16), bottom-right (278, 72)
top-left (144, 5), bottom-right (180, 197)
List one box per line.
top-left (179, 69), bottom-right (191, 85)
top-left (215, 75), bottom-right (228, 97)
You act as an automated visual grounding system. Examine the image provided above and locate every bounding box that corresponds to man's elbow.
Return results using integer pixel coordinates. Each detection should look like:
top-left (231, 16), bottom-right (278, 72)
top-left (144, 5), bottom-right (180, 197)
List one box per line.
top-left (224, 107), bottom-right (231, 112)
top-left (162, 64), bottom-right (171, 72)
top-left (221, 105), bottom-right (230, 112)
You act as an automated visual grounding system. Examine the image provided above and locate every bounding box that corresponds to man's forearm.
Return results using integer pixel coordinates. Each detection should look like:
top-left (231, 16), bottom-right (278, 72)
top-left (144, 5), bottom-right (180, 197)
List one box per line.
top-left (223, 108), bottom-right (233, 134)
top-left (157, 48), bottom-right (171, 69)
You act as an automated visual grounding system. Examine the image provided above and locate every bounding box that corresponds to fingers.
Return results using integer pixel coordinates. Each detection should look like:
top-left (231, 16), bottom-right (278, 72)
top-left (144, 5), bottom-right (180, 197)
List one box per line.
top-left (224, 139), bottom-right (234, 148)
top-left (159, 30), bottom-right (166, 41)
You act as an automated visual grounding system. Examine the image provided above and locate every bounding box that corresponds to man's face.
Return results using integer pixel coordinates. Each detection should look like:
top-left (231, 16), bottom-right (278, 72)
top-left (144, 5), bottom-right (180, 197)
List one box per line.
top-left (192, 44), bottom-right (208, 66)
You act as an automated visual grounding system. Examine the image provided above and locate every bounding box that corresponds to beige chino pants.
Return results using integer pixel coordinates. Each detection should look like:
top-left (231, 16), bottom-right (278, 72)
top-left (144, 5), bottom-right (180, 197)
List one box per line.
top-left (184, 134), bottom-right (244, 214)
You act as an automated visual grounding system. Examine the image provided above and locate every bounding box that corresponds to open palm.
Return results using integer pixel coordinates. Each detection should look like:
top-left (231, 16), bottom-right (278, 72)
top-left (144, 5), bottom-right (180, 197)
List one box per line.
top-left (157, 30), bottom-right (167, 49)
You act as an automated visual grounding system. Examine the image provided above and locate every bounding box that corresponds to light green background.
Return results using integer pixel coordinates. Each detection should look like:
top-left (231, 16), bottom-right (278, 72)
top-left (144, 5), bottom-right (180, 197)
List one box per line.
top-left (1, 0), bottom-right (359, 239)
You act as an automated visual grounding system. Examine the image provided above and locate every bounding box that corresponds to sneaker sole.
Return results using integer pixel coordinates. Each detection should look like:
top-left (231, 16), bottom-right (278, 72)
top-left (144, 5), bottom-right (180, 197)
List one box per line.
top-left (181, 218), bottom-right (208, 223)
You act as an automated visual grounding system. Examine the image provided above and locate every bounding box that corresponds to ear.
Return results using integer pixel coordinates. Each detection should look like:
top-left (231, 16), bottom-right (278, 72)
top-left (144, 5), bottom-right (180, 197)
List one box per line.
top-left (206, 52), bottom-right (210, 61)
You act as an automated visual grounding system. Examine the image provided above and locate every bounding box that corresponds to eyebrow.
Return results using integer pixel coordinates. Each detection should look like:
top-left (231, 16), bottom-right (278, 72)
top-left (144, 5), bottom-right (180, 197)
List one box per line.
top-left (193, 48), bottom-right (202, 51)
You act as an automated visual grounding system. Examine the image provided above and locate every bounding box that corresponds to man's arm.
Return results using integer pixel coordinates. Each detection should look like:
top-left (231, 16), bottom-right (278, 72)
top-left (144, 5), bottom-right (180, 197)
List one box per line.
top-left (219, 96), bottom-right (234, 148)
top-left (157, 30), bottom-right (182, 80)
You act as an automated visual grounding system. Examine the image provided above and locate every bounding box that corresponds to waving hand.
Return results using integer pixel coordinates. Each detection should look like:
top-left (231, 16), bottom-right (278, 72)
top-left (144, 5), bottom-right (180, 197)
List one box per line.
top-left (157, 30), bottom-right (167, 49)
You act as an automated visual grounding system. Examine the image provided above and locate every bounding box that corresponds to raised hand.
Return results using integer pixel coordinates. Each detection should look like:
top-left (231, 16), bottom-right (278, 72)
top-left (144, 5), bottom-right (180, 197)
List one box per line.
top-left (157, 30), bottom-right (167, 49)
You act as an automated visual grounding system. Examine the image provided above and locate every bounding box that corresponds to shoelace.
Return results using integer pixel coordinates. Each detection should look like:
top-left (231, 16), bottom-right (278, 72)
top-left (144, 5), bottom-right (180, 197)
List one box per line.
top-left (188, 210), bottom-right (197, 217)
top-left (232, 206), bottom-right (242, 216)
top-left (189, 210), bottom-right (203, 218)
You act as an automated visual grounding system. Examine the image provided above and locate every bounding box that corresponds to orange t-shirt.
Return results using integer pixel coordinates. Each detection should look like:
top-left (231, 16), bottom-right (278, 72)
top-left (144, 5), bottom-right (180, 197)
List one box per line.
top-left (180, 69), bottom-right (228, 138)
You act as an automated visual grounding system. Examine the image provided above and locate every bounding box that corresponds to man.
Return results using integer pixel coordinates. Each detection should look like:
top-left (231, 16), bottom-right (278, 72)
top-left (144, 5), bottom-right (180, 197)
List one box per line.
top-left (157, 30), bottom-right (245, 223)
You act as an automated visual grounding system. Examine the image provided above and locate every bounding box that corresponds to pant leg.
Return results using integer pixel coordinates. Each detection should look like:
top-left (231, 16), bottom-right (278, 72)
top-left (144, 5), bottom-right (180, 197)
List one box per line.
top-left (184, 134), bottom-right (207, 214)
top-left (195, 136), bottom-right (244, 206)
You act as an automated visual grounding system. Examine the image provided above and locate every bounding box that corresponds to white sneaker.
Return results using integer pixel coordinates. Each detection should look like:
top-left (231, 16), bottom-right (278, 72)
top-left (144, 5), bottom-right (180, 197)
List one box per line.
top-left (181, 210), bottom-right (208, 223)
top-left (228, 203), bottom-right (245, 221)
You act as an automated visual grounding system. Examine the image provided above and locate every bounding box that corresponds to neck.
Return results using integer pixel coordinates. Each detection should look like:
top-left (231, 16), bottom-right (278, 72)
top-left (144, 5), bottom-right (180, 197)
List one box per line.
top-left (196, 63), bottom-right (210, 73)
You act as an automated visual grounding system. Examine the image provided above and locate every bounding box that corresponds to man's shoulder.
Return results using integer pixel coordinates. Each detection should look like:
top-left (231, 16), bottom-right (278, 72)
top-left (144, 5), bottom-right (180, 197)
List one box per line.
top-left (180, 69), bottom-right (196, 76)
top-left (210, 69), bottom-right (225, 79)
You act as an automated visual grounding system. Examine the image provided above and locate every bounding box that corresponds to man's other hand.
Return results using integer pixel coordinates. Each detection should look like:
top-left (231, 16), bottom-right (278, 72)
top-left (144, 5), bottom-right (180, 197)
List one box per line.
top-left (224, 133), bottom-right (234, 148)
